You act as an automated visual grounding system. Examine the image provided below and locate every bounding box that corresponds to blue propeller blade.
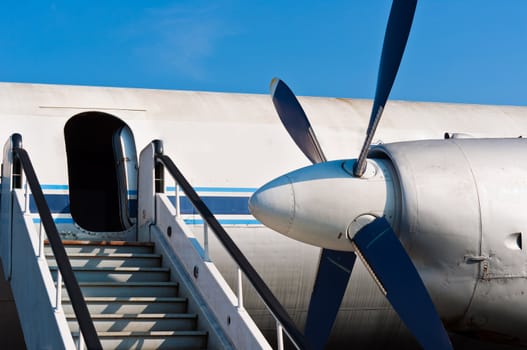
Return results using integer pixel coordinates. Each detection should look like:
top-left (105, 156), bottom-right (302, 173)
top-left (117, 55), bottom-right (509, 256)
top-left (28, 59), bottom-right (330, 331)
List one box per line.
top-left (355, 0), bottom-right (418, 177)
top-left (270, 78), bottom-right (327, 164)
top-left (270, 78), bottom-right (355, 349)
top-left (305, 249), bottom-right (356, 350)
top-left (353, 217), bottom-right (452, 350)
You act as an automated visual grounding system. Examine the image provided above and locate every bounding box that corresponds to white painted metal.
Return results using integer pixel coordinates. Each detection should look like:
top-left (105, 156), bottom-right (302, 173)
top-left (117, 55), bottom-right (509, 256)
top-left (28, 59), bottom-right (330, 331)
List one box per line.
top-left (3, 83), bottom-right (527, 347)
top-left (55, 270), bottom-right (62, 311)
top-left (2, 83), bottom-right (527, 191)
top-left (249, 159), bottom-right (397, 251)
top-left (114, 125), bottom-right (138, 229)
top-left (10, 191), bottom-right (75, 349)
top-left (203, 223), bottom-right (210, 262)
top-left (77, 330), bottom-right (84, 350)
top-left (37, 223), bottom-right (44, 259)
top-left (0, 136), bottom-right (15, 279)
top-left (0, 137), bottom-right (74, 348)
top-left (153, 194), bottom-right (272, 349)
top-left (237, 267), bottom-right (244, 310)
top-left (444, 132), bottom-right (473, 139)
top-left (375, 139), bottom-right (527, 337)
top-left (175, 184), bottom-right (181, 217)
top-left (23, 182), bottom-right (29, 214)
top-left (137, 143), bottom-right (156, 242)
top-left (250, 135), bottom-right (527, 343)
top-left (45, 239), bottom-right (213, 348)
top-left (276, 321), bottom-right (284, 350)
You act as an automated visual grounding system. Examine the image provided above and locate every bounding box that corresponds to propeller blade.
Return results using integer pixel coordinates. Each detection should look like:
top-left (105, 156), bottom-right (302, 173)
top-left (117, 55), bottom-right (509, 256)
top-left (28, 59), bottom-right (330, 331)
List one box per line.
top-left (270, 78), bottom-right (327, 164)
top-left (354, 0), bottom-right (417, 177)
top-left (305, 249), bottom-right (356, 350)
top-left (353, 217), bottom-right (452, 350)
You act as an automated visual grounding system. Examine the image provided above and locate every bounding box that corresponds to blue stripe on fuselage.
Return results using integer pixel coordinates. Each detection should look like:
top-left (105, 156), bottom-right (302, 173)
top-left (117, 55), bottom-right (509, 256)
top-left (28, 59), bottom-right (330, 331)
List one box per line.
top-left (168, 196), bottom-right (251, 215)
top-left (29, 192), bottom-right (252, 216)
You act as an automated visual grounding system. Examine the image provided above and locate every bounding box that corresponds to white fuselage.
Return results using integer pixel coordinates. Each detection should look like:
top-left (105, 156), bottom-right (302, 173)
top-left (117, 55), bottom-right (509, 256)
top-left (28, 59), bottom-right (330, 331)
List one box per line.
top-left (2, 82), bottom-right (527, 348)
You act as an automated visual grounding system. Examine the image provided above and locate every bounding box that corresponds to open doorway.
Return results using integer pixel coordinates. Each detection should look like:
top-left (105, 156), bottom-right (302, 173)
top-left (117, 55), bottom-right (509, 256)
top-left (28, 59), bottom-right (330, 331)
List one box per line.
top-left (64, 112), bottom-right (137, 232)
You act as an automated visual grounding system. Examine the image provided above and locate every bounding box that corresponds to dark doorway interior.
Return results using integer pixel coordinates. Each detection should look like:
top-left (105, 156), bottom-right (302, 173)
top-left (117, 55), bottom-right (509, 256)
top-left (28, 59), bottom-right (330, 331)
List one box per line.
top-left (64, 112), bottom-right (136, 232)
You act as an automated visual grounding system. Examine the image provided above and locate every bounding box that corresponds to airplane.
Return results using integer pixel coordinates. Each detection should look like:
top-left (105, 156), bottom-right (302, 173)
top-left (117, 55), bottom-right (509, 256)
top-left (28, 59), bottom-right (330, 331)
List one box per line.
top-left (0, 80), bottom-right (526, 347)
top-left (249, 0), bottom-right (527, 349)
top-left (1, 91), bottom-right (526, 347)
top-left (0, 3), bottom-right (526, 350)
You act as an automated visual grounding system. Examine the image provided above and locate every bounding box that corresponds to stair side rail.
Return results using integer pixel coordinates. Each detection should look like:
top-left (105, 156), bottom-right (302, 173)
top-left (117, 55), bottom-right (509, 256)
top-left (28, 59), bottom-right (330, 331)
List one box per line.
top-left (145, 140), bottom-right (311, 350)
top-left (6, 134), bottom-right (102, 350)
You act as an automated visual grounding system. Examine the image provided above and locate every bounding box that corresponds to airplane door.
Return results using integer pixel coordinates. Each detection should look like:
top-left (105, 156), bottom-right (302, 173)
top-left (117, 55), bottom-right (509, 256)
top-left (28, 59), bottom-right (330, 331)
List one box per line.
top-left (113, 125), bottom-right (138, 230)
top-left (65, 112), bottom-right (137, 233)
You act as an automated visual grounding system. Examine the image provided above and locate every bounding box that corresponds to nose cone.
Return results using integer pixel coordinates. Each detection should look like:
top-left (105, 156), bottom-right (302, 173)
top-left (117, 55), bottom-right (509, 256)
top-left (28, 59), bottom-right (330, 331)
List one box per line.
top-left (249, 174), bottom-right (294, 234)
top-left (251, 159), bottom-right (398, 251)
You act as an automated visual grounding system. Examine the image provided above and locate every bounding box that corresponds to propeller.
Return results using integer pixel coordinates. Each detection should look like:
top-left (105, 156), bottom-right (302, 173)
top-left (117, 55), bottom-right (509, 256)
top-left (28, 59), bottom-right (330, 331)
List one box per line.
top-left (271, 78), bottom-right (357, 348)
top-left (354, 0), bottom-right (417, 177)
top-left (270, 78), bottom-right (326, 164)
top-left (304, 249), bottom-right (356, 350)
top-left (267, 0), bottom-right (452, 349)
top-left (352, 217), bottom-right (452, 349)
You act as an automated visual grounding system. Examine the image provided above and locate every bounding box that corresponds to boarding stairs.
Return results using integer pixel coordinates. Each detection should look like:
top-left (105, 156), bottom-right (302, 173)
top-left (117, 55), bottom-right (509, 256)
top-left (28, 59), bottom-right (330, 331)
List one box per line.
top-left (0, 134), bottom-right (311, 350)
top-left (47, 240), bottom-right (207, 349)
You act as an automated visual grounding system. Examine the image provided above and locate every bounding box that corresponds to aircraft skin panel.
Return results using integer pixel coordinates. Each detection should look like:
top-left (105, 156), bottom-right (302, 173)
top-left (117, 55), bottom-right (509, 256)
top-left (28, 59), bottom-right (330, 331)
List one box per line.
top-left (374, 140), bottom-right (482, 326)
top-left (375, 139), bottom-right (527, 343)
top-left (2, 83), bottom-right (527, 348)
top-left (2, 82), bottom-right (527, 188)
top-left (453, 139), bottom-right (527, 340)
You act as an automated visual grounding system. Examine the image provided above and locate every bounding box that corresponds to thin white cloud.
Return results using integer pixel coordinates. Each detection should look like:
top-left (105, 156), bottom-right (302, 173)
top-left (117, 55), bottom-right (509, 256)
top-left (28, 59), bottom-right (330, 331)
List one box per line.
top-left (131, 3), bottom-right (235, 80)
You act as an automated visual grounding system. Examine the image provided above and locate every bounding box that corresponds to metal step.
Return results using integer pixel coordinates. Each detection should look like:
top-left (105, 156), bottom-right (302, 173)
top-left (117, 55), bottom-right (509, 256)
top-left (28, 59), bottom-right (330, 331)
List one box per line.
top-left (67, 313), bottom-right (198, 332)
top-left (49, 240), bottom-right (208, 349)
top-left (62, 297), bottom-right (188, 314)
top-left (73, 331), bottom-right (208, 350)
top-left (50, 266), bottom-right (170, 282)
top-left (59, 282), bottom-right (179, 298)
top-left (46, 253), bottom-right (162, 268)
top-left (45, 240), bottom-right (155, 255)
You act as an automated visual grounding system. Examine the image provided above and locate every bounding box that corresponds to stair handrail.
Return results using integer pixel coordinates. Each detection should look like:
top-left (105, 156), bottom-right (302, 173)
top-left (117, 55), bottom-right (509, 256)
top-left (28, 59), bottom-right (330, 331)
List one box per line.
top-left (11, 134), bottom-right (102, 350)
top-left (154, 144), bottom-right (312, 350)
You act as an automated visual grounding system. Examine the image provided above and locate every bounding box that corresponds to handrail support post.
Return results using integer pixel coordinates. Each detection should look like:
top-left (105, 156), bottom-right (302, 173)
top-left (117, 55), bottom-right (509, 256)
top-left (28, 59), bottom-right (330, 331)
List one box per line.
top-left (55, 270), bottom-right (62, 311)
top-left (237, 268), bottom-right (244, 310)
top-left (23, 181), bottom-right (29, 214)
top-left (77, 329), bottom-right (84, 350)
top-left (37, 222), bottom-right (44, 258)
top-left (203, 223), bottom-right (210, 262)
top-left (175, 183), bottom-right (181, 217)
top-left (277, 321), bottom-right (284, 350)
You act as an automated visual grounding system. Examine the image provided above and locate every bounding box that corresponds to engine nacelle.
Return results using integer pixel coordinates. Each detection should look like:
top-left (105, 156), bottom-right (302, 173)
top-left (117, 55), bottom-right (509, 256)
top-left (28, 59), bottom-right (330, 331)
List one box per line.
top-left (250, 137), bottom-right (527, 340)
top-left (373, 138), bottom-right (527, 337)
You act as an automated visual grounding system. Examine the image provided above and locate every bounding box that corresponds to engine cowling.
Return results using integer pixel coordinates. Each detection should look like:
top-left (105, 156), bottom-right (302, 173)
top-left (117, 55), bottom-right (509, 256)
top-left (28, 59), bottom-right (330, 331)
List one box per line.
top-left (374, 138), bottom-right (527, 336)
top-left (250, 137), bottom-right (527, 340)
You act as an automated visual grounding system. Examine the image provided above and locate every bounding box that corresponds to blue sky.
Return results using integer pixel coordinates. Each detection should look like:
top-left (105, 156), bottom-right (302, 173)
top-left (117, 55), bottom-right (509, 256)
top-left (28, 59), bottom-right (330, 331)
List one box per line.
top-left (1, 1), bottom-right (526, 106)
